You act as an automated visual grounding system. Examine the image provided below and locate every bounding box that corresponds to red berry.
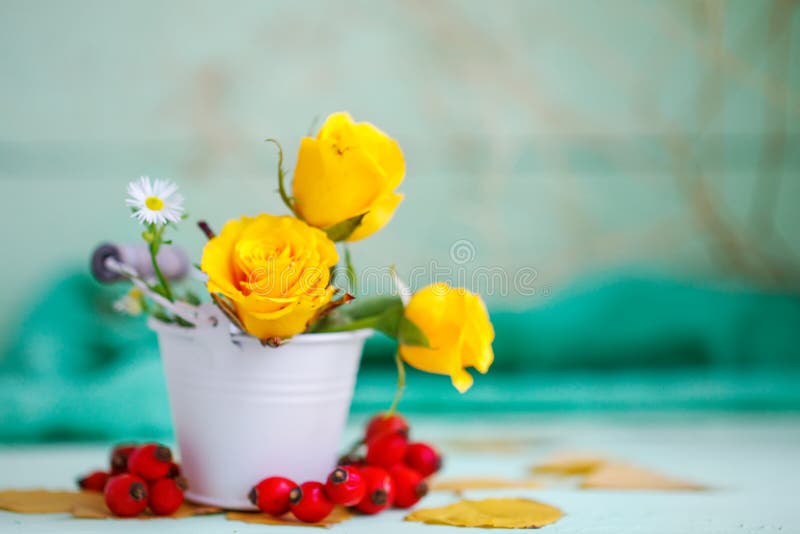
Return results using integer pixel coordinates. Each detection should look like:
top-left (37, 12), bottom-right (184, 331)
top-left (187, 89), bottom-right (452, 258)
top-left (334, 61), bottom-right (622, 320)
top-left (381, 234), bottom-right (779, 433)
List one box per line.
top-left (104, 474), bottom-right (149, 517)
top-left (110, 444), bottom-right (137, 474)
top-left (288, 481), bottom-right (334, 523)
top-left (405, 442), bottom-right (442, 477)
top-left (365, 413), bottom-right (409, 442)
top-left (356, 466), bottom-right (394, 514)
top-left (148, 477), bottom-right (185, 516)
top-left (77, 471), bottom-right (110, 492)
top-left (325, 466), bottom-right (366, 506)
top-left (127, 444), bottom-right (173, 481)
top-left (389, 464), bottom-right (429, 508)
top-left (249, 476), bottom-right (296, 516)
top-left (366, 432), bottom-right (408, 469)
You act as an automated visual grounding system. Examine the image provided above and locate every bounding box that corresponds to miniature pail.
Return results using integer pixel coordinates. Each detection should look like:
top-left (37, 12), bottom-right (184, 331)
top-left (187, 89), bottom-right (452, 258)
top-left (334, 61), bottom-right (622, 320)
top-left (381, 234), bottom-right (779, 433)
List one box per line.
top-left (150, 320), bottom-right (371, 510)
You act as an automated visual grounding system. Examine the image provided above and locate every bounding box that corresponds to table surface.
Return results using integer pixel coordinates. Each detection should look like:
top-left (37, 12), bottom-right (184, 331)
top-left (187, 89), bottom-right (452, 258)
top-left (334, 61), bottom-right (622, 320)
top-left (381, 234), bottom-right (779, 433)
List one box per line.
top-left (1, 412), bottom-right (798, 533)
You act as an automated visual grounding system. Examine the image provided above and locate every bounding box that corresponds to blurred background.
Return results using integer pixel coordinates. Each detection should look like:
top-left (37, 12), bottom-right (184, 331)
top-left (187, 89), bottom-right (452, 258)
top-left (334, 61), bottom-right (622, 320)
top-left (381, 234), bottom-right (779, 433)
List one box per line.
top-left (0, 0), bottom-right (798, 441)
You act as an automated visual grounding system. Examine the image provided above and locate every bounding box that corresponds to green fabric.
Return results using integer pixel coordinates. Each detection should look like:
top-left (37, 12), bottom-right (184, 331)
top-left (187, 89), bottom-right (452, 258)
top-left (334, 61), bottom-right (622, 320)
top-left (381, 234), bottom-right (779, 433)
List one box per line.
top-left (1, 272), bottom-right (799, 442)
top-left (489, 276), bottom-right (800, 371)
top-left (0, 274), bottom-right (167, 441)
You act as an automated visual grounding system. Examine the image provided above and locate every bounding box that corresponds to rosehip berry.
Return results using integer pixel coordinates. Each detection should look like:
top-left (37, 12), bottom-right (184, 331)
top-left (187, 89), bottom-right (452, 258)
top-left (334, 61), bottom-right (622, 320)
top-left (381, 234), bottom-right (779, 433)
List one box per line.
top-left (148, 477), bottom-right (185, 516)
top-left (365, 413), bottom-right (409, 441)
top-left (288, 481), bottom-right (334, 523)
top-left (249, 476), bottom-right (296, 517)
top-left (325, 466), bottom-right (366, 506)
top-left (110, 443), bottom-right (137, 474)
top-left (127, 444), bottom-right (173, 481)
top-left (104, 474), bottom-right (149, 517)
top-left (77, 471), bottom-right (110, 492)
top-left (366, 432), bottom-right (408, 469)
top-left (405, 442), bottom-right (442, 477)
top-left (356, 466), bottom-right (394, 515)
top-left (389, 464), bottom-right (429, 508)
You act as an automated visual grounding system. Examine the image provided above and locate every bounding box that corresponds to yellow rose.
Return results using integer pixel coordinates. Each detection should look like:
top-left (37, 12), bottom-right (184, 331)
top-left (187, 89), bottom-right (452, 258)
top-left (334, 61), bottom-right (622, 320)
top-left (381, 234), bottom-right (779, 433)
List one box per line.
top-left (292, 111), bottom-right (405, 241)
top-left (200, 214), bottom-right (339, 340)
top-left (399, 283), bottom-right (495, 393)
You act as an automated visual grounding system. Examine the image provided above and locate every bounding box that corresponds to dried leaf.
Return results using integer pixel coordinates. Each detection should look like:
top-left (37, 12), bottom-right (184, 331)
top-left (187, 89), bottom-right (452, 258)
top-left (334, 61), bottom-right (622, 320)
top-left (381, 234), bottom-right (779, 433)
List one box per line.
top-left (0, 490), bottom-right (101, 514)
top-left (71, 497), bottom-right (221, 519)
top-left (226, 506), bottom-right (354, 528)
top-left (531, 453), bottom-right (608, 476)
top-left (580, 462), bottom-right (706, 491)
top-left (210, 293), bottom-right (247, 332)
top-left (406, 497), bottom-right (563, 529)
top-left (445, 437), bottom-right (539, 453)
top-left (431, 478), bottom-right (542, 493)
top-left (0, 489), bottom-right (221, 519)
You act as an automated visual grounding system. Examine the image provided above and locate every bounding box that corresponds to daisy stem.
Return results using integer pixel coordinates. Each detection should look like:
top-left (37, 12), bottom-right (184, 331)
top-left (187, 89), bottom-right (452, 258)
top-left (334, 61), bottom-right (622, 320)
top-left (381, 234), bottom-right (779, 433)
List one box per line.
top-left (149, 224), bottom-right (174, 302)
top-left (387, 351), bottom-right (406, 416)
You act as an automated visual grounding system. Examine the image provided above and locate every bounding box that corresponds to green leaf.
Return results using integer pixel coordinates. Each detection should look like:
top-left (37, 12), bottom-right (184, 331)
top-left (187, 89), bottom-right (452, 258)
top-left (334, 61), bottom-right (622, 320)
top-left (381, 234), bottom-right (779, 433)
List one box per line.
top-left (308, 308), bottom-right (350, 333)
top-left (325, 213), bottom-right (367, 242)
top-left (175, 316), bottom-right (196, 328)
top-left (341, 295), bottom-right (403, 321)
top-left (151, 307), bottom-right (174, 324)
top-left (318, 314), bottom-right (385, 334)
top-left (183, 290), bottom-right (202, 305)
top-left (311, 295), bottom-right (430, 347)
top-left (398, 316), bottom-right (431, 348)
top-left (314, 295), bottom-right (404, 337)
top-left (372, 304), bottom-right (404, 338)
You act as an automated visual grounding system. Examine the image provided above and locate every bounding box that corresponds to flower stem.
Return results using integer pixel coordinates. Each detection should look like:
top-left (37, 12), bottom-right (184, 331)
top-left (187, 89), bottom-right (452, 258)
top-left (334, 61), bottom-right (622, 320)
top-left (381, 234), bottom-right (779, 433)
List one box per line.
top-left (344, 245), bottom-right (357, 294)
top-left (149, 224), bottom-right (173, 302)
top-left (197, 220), bottom-right (216, 240)
top-left (341, 436), bottom-right (365, 463)
top-left (387, 351), bottom-right (406, 416)
top-left (266, 138), bottom-right (300, 218)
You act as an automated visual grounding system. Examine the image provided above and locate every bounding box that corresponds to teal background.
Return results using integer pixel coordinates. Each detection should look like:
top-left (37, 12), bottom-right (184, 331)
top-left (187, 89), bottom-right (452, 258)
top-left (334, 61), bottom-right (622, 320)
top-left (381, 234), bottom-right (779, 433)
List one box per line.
top-left (1, 0), bottom-right (799, 441)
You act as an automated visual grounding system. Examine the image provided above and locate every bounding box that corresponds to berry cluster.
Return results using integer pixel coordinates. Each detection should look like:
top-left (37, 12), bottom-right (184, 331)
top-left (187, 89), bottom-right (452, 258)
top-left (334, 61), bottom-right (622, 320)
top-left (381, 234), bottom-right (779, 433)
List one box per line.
top-left (249, 413), bottom-right (442, 523)
top-left (77, 443), bottom-right (186, 517)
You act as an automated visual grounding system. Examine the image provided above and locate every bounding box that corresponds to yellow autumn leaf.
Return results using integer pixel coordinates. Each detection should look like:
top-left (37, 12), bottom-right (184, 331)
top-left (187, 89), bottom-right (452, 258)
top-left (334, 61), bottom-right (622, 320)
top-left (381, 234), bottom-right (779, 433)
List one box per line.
top-left (226, 506), bottom-right (354, 528)
top-left (406, 497), bottom-right (563, 529)
top-left (580, 462), bottom-right (706, 491)
top-left (0, 490), bottom-right (102, 514)
top-left (444, 437), bottom-right (539, 453)
top-left (531, 453), bottom-right (608, 476)
top-left (0, 489), bottom-right (220, 519)
top-left (72, 497), bottom-right (220, 519)
top-left (531, 452), bottom-right (706, 491)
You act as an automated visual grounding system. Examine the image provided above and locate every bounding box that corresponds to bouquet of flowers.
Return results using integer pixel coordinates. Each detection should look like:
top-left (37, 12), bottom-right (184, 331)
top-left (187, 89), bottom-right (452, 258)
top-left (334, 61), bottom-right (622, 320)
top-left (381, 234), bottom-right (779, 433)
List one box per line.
top-left (117, 111), bottom-right (495, 396)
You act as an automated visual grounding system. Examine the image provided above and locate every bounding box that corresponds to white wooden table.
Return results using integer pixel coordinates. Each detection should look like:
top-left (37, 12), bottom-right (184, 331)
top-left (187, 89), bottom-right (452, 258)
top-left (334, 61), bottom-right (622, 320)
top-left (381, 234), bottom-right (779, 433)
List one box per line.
top-left (1, 413), bottom-right (798, 533)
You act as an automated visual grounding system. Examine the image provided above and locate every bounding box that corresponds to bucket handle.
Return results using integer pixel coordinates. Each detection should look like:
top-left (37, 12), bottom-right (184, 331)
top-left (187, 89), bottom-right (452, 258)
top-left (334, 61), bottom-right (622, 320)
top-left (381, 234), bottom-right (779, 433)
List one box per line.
top-left (104, 256), bottom-right (218, 328)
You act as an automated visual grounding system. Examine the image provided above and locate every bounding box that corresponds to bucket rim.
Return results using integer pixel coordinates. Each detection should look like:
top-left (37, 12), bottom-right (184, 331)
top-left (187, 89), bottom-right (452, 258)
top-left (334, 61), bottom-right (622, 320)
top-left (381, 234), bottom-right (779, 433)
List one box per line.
top-left (147, 317), bottom-right (373, 345)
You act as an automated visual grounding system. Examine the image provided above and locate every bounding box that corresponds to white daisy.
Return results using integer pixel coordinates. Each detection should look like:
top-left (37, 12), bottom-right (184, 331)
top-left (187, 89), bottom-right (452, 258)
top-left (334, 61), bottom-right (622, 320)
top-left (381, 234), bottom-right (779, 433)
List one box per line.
top-left (126, 176), bottom-right (184, 225)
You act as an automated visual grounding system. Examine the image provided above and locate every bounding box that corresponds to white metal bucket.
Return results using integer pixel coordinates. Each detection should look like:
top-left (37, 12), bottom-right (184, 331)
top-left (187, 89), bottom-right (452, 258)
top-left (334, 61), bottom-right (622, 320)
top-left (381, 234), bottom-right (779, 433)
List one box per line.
top-left (150, 319), bottom-right (371, 510)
